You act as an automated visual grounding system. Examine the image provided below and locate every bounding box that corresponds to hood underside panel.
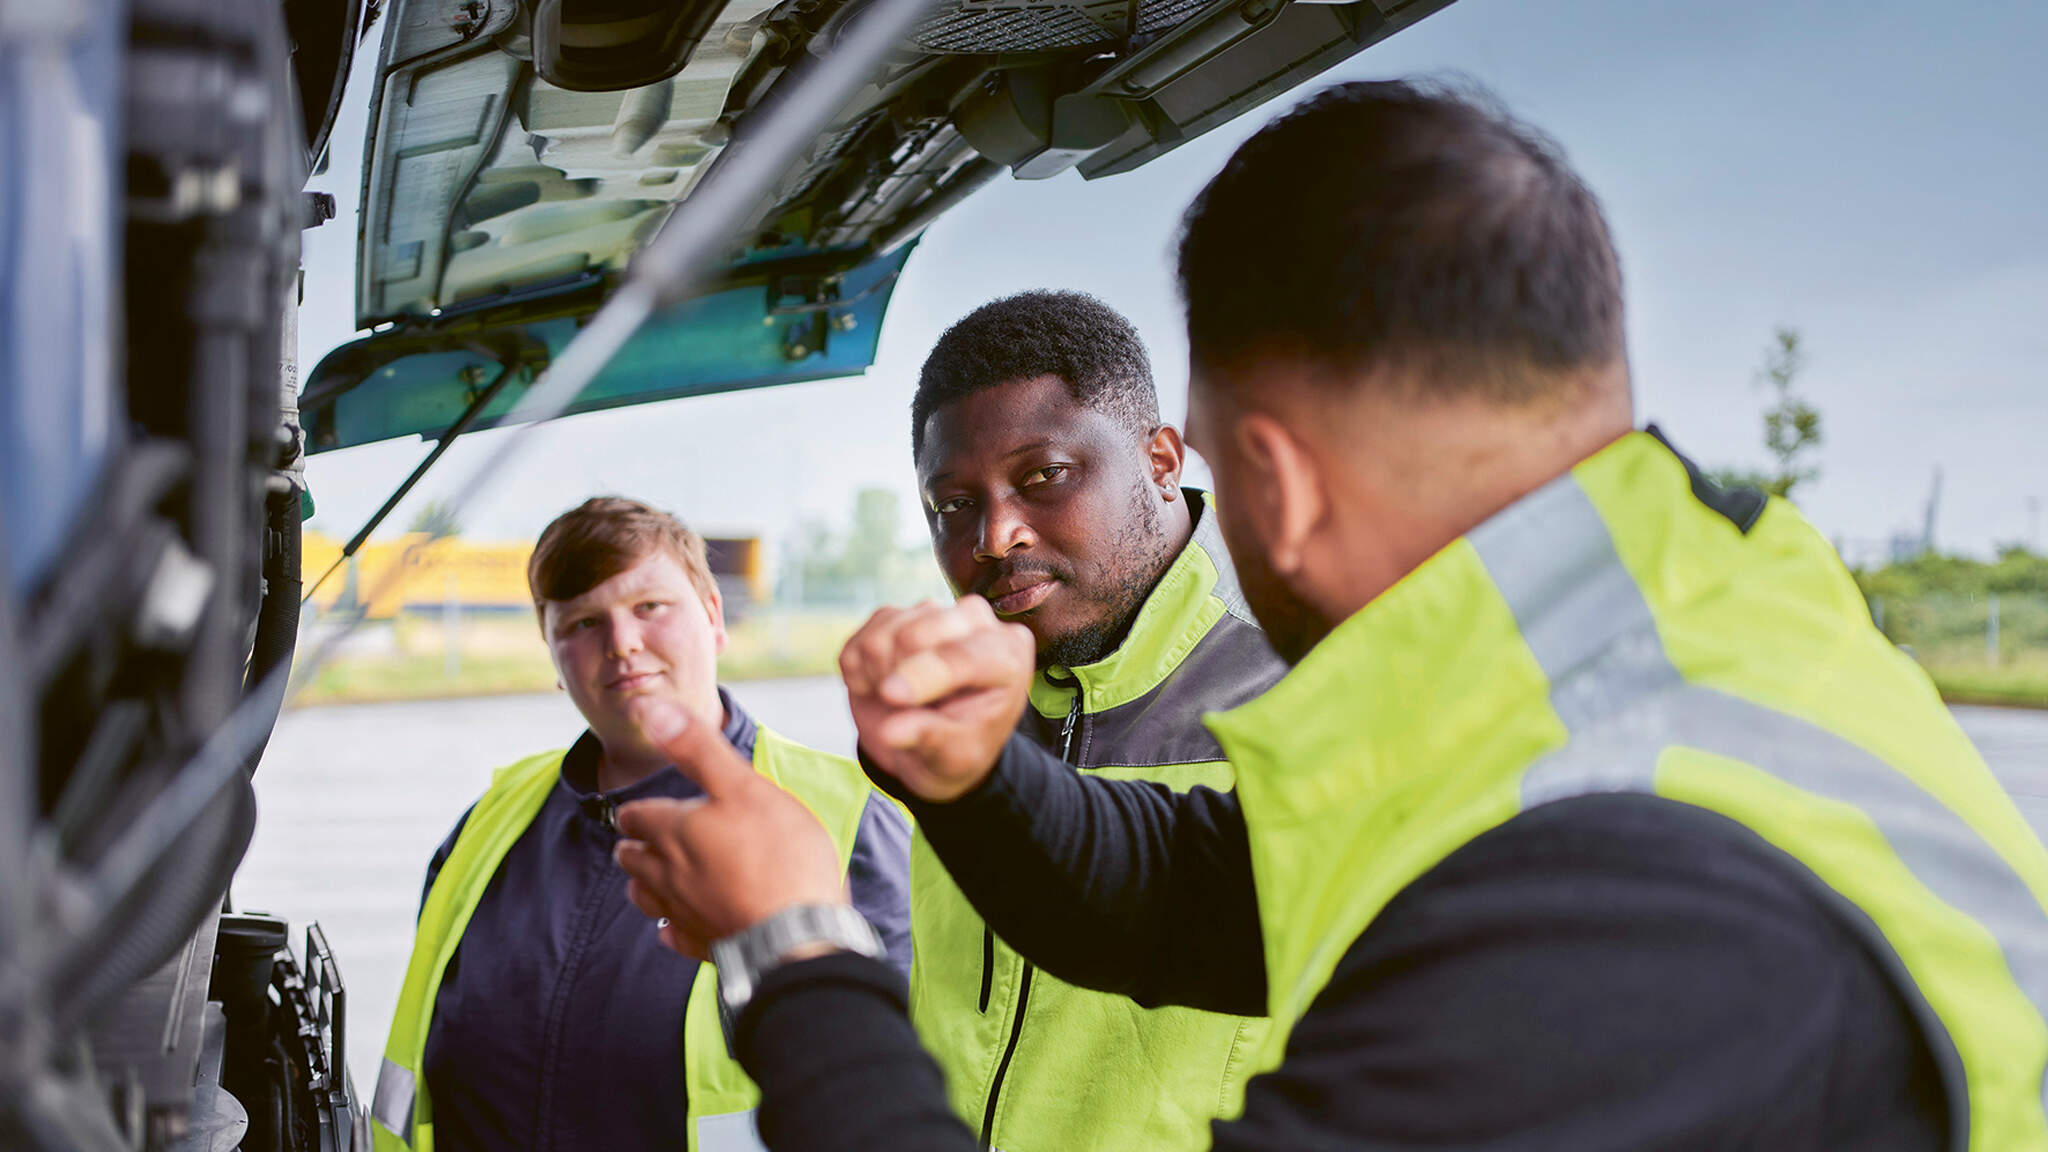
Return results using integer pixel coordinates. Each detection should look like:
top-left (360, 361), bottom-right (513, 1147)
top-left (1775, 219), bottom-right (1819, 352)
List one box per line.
top-left (355, 0), bottom-right (778, 324)
top-left (306, 244), bottom-right (911, 453)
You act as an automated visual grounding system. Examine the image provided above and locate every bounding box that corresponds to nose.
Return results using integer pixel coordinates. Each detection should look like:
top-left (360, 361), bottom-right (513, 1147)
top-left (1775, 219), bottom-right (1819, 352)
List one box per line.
top-left (605, 612), bottom-right (644, 659)
top-left (973, 499), bottom-right (1034, 563)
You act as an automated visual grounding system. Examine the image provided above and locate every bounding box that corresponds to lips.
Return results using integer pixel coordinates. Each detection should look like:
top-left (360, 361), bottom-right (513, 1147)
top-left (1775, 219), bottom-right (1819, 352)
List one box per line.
top-left (606, 670), bottom-right (662, 692)
top-left (988, 579), bottom-right (1056, 616)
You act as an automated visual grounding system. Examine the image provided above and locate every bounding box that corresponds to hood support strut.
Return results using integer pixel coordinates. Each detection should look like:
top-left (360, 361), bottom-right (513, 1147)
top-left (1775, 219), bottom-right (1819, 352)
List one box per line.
top-left (301, 358), bottom-right (519, 606)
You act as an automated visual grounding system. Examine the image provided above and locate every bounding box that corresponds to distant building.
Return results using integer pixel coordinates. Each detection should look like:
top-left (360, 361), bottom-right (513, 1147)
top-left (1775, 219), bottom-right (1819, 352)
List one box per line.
top-left (304, 531), bottom-right (766, 619)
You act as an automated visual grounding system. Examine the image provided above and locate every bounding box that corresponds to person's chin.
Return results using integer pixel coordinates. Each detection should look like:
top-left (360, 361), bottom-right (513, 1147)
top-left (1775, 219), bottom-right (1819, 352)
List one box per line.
top-left (1009, 604), bottom-right (1062, 645)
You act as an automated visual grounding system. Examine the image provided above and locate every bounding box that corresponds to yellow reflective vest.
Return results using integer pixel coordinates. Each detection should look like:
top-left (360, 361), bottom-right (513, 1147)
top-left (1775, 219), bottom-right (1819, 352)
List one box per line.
top-left (370, 727), bottom-right (875, 1152)
top-left (913, 494), bottom-right (1279, 1151)
top-left (1215, 430), bottom-right (2048, 1149)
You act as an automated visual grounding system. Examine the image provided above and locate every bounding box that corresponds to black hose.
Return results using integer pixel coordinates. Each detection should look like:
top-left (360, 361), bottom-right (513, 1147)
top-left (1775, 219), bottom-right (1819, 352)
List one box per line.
top-left (55, 774), bottom-right (257, 1034)
top-left (241, 488), bottom-right (302, 778)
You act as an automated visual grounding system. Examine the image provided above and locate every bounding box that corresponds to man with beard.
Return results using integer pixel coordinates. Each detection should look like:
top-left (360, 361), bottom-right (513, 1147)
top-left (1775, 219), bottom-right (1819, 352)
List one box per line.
top-left (893, 290), bottom-right (1277, 1151)
top-left (612, 82), bottom-right (2046, 1150)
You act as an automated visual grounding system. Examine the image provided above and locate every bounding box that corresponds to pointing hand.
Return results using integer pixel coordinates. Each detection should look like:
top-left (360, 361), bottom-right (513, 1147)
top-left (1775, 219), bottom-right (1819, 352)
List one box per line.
top-left (612, 698), bottom-right (845, 959)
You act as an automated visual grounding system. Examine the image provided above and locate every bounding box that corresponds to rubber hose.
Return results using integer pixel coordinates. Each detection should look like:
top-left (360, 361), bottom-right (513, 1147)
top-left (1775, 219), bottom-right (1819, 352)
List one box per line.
top-left (54, 775), bottom-right (256, 1033)
top-left (241, 488), bottom-right (301, 778)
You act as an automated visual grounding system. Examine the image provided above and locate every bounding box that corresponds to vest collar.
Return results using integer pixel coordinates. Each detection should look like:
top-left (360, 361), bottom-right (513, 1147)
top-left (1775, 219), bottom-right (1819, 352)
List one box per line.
top-left (558, 685), bottom-right (756, 800)
top-left (1028, 490), bottom-right (1248, 717)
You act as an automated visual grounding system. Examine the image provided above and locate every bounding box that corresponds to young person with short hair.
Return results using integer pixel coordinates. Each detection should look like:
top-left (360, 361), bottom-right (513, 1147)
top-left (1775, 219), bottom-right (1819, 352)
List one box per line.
top-left (372, 497), bottom-right (909, 1152)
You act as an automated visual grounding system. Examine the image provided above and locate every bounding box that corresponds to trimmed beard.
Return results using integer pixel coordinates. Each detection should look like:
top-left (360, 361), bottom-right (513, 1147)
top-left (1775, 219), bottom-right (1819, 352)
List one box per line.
top-left (1039, 483), bottom-right (1178, 670)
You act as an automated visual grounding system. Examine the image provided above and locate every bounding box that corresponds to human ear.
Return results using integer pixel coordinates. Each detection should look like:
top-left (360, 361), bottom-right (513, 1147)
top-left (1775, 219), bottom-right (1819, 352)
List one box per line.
top-left (1234, 413), bottom-right (1326, 585)
top-left (705, 583), bottom-right (730, 655)
top-left (1146, 424), bottom-right (1186, 498)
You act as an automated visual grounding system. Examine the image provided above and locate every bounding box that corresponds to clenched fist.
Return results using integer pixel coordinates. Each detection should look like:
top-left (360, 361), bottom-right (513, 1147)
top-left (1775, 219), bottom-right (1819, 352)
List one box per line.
top-left (612, 697), bottom-right (846, 959)
top-left (839, 596), bottom-right (1034, 804)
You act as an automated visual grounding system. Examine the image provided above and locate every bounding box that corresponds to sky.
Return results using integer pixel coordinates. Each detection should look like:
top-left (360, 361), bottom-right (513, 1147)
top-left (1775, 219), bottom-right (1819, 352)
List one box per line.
top-left (297, 0), bottom-right (2048, 573)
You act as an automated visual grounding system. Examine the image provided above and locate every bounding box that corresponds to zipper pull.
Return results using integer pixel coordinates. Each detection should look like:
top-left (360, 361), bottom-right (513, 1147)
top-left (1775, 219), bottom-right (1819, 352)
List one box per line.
top-left (1058, 692), bottom-right (1081, 763)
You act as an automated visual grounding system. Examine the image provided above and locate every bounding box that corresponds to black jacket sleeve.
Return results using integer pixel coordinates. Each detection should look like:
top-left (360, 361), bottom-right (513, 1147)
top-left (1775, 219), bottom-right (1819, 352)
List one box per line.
top-left (734, 793), bottom-right (1947, 1152)
top-left (737, 953), bottom-right (974, 1152)
top-left (871, 729), bottom-right (1266, 1014)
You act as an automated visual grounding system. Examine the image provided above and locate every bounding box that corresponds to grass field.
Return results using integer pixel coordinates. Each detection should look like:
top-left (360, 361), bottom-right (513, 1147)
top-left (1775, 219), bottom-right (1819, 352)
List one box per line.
top-left (289, 609), bottom-right (2048, 710)
top-left (1921, 651), bottom-right (2048, 710)
top-left (1877, 592), bottom-right (2048, 709)
top-left (288, 610), bottom-right (865, 706)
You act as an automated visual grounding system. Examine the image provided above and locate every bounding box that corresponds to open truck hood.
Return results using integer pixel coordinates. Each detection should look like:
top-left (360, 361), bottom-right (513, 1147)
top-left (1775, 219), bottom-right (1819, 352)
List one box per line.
top-left (306, 0), bottom-right (1454, 453)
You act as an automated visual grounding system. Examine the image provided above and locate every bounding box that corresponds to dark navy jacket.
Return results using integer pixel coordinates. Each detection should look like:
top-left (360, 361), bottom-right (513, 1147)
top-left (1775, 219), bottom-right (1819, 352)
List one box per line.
top-left (418, 688), bottom-right (912, 1151)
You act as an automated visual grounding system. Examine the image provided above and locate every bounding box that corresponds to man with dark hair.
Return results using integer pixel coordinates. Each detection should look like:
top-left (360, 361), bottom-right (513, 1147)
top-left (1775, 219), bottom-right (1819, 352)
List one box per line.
top-left (612, 79), bottom-right (2046, 1151)
top-left (373, 496), bottom-right (910, 1152)
top-left (895, 290), bottom-right (1278, 1150)
top-left (910, 289), bottom-right (1159, 462)
top-left (1177, 80), bottom-right (1623, 411)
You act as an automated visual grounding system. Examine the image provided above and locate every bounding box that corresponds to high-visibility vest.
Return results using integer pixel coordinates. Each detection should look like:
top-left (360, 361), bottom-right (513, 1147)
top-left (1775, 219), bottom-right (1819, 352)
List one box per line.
top-left (913, 494), bottom-right (1277, 1152)
top-left (1216, 430), bottom-right (2048, 1150)
top-left (370, 727), bottom-right (875, 1152)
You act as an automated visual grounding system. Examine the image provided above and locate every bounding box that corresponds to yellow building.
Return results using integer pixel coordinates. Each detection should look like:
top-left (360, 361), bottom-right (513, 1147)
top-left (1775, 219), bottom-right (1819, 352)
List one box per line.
top-left (303, 531), bottom-right (766, 619)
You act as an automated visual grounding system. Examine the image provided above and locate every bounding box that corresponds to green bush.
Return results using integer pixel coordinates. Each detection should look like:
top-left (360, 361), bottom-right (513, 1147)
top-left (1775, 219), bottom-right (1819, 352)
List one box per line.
top-left (1857, 546), bottom-right (2048, 708)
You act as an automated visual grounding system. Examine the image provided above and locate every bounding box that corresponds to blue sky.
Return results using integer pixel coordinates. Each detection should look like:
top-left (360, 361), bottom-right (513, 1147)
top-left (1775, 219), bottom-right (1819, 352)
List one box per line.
top-left (298, 0), bottom-right (2047, 568)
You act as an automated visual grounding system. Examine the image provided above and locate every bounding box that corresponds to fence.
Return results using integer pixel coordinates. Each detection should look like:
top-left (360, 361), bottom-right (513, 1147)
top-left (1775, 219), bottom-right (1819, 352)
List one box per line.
top-left (1869, 592), bottom-right (2048, 706)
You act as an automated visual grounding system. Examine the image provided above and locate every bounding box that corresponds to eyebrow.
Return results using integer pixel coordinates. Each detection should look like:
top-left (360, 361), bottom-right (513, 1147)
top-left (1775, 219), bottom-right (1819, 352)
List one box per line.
top-left (924, 440), bottom-right (1063, 488)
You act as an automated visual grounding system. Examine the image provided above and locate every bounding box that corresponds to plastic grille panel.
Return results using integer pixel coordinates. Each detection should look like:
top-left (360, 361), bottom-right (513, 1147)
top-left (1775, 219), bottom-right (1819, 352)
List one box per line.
top-left (912, 0), bottom-right (1225, 53)
top-left (1136, 0), bottom-right (1211, 34)
top-left (781, 117), bottom-right (873, 203)
top-left (913, 4), bottom-right (1115, 51)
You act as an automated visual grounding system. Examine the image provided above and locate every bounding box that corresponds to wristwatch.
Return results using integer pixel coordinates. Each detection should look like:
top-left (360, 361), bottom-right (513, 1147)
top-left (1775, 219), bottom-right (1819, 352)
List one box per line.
top-left (712, 903), bottom-right (884, 1053)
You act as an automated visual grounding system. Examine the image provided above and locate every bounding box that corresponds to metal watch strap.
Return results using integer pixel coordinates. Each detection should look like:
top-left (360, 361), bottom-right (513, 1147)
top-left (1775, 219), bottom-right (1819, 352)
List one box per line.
top-left (712, 903), bottom-right (884, 1053)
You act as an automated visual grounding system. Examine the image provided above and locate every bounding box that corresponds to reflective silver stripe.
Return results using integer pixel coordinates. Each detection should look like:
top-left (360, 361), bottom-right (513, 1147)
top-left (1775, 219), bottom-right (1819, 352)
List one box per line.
top-left (697, 1109), bottom-right (767, 1152)
top-left (1467, 471), bottom-right (1681, 731)
top-left (1472, 470), bottom-right (2048, 1139)
top-left (372, 1057), bottom-right (416, 1140)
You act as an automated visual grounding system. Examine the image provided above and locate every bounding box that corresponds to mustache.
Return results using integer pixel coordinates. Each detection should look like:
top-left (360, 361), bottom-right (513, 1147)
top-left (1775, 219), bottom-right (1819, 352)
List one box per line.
top-left (971, 559), bottom-right (1068, 598)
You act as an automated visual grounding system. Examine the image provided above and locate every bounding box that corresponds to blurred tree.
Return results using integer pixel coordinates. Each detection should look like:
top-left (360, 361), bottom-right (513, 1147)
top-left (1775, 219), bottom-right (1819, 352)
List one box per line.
top-left (782, 488), bottom-right (946, 606)
top-left (407, 498), bottom-right (464, 538)
top-left (1711, 327), bottom-right (1822, 499)
top-left (844, 488), bottom-right (902, 582)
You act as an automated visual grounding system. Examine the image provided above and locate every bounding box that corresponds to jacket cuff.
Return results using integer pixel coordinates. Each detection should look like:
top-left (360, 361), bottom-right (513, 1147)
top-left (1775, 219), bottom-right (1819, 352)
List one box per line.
top-left (855, 730), bottom-right (1043, 820)
top-left (733, 950), bottom-right (910, 1066)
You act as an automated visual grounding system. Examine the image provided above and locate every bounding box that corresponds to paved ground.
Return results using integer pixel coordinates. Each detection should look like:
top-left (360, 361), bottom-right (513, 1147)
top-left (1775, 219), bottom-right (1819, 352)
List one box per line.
top-left (232, 684), bottom-right (2048, 1097)
top-left (1956, 705), bottom-right (2048, 839)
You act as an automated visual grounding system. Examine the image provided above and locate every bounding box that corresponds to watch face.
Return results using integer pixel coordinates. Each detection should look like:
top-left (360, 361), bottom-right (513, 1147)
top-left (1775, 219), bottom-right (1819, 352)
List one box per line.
top-left (713, 939), bottom-right (754, 1008)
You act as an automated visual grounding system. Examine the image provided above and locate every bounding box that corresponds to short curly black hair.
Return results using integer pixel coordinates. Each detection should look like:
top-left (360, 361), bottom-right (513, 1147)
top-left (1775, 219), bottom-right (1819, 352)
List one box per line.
top-left (911, 290), bottom-right (1159, 458)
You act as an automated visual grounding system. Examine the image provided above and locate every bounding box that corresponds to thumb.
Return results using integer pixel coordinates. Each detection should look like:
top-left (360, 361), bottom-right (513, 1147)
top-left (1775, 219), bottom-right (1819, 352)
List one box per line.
top-left (629, 697), bottom-right (752, 798)
top-left (613, 795), bottom-right (704, 846)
